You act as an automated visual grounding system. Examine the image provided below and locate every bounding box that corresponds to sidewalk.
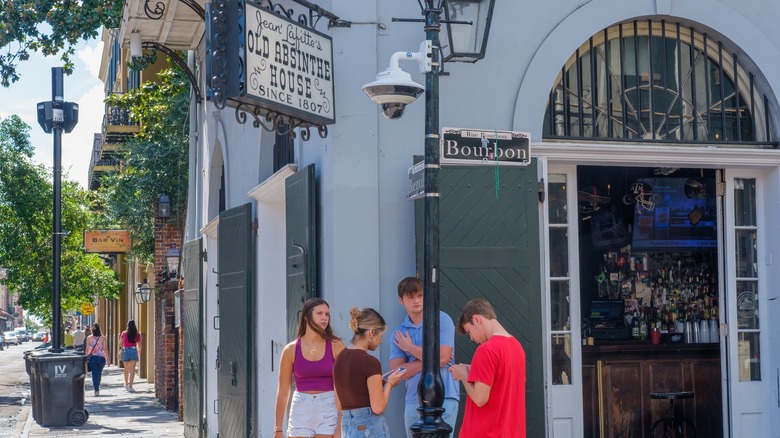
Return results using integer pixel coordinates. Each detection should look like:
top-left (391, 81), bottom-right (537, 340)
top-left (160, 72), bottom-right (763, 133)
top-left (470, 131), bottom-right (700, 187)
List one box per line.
top-left (19, 365), bottom-right (184, 437)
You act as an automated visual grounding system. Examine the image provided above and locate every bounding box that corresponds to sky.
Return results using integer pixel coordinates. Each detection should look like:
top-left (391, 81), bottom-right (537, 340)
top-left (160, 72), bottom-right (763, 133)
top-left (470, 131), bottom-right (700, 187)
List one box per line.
top-left (0, 38), bottom-right (105, 189)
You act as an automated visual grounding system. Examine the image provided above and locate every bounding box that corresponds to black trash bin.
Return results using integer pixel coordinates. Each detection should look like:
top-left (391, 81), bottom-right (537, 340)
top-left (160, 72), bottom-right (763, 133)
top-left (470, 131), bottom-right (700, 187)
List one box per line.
top-left (33, 351), bottom-right (89, 426)
top-left (24, 351), bottom-right (42, 422)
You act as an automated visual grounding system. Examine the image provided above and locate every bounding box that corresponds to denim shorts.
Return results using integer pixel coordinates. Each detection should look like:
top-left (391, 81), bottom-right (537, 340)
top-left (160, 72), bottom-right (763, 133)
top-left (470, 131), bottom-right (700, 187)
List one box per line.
top-left (341, 406), bottom-right (390, 438)
top-left (288, 391), bottom-right (338, 436)
top-left (121, 346), bottom-right (139, 362)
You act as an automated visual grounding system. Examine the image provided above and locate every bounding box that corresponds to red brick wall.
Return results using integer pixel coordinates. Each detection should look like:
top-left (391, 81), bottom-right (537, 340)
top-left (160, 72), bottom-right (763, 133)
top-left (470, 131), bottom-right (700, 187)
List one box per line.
top-left (154, 216), bottom-right (183, 416)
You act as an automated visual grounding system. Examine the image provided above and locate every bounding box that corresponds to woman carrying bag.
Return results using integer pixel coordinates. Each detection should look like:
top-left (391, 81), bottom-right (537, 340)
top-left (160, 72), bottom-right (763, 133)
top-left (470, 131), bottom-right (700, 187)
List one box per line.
top-left (85, 323), bottom-right (111, 396)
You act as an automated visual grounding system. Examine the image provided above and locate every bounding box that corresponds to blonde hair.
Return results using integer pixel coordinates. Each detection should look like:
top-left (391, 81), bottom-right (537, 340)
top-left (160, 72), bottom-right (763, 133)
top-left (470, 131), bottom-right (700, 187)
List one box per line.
top-left (348, 307), bottom-right (386, 343)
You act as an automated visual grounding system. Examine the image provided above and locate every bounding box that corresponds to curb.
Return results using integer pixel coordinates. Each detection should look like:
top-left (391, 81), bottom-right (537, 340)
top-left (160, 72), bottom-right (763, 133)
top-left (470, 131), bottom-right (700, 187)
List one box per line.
top-left (16, 404), bottom-right (32, 438)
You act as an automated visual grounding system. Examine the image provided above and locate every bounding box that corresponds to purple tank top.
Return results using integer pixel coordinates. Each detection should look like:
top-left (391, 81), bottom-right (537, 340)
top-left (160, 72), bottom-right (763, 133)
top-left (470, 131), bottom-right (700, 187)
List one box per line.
top-left (293, 338), bottom-right (335, 392)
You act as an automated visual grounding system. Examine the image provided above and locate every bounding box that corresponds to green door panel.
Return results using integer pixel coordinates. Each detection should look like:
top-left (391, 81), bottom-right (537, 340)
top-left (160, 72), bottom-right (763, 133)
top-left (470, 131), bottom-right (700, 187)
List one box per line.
top-left (285, 164), bottom-right (318, 342)
top-left (416, 160), bottom-right (544, 436)
top-left (218, 203), bottom-right (254, 438)
top-left (182, 238), bottom-right (203, 438)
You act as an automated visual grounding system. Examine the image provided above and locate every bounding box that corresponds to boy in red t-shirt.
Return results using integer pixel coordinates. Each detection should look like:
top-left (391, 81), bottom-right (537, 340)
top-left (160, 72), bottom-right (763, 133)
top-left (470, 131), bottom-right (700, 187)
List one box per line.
top-left (449, 299), bottom-right (526, 438)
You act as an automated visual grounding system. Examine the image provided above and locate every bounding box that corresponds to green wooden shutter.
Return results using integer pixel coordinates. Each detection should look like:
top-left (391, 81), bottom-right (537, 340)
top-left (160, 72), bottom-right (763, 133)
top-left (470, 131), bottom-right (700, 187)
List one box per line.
top-left (285, 164), bottom-right (318, 342)
top-left (217, 203), bottom-right (254, 438)
top-left (182, 238), bottom-right (203, 438)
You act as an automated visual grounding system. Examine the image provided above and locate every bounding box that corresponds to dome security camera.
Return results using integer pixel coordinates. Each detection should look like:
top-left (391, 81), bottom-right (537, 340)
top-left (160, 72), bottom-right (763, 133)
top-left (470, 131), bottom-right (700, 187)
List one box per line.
top-left (362, 67), bottom-right (425, 119)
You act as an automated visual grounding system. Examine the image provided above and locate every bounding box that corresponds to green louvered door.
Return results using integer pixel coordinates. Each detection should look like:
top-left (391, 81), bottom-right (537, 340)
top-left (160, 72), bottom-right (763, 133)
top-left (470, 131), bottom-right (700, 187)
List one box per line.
top-left (182, 238), bottom-right (203, 438)
top-left (285, 164), bottom-right (318, 342)
top-left (218, 203), bottom-right (254, 438)
top-left (416, 160), bottom-right (543, 436)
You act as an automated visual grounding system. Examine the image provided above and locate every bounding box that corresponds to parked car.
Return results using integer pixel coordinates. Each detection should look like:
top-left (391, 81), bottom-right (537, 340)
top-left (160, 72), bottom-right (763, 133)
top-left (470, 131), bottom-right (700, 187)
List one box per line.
top-left (32, 332), bottom-right (45, 342)
top-left (3, 331), bottom-right (18, 346)
top-left (13, 327), bottom-right (28, 342)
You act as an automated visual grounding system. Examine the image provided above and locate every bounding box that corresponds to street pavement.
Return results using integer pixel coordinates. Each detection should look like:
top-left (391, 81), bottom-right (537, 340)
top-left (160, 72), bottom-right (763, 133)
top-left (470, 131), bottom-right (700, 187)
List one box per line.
top-left (19, 364), bottom-right (184, 437)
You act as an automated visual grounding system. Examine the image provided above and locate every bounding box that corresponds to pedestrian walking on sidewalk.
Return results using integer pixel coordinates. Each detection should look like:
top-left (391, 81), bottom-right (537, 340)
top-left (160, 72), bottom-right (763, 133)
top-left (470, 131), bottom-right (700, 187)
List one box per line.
top-left (85, 323), bottom-right (111, 396)
top-left (82, 326), bottom-right (91, 351)
top-left (73, 325), bottom-right (85, 351)
top-left (64, 327), bottom-right (74, 349)
top-left (119, 320), bottom-right (142, 393)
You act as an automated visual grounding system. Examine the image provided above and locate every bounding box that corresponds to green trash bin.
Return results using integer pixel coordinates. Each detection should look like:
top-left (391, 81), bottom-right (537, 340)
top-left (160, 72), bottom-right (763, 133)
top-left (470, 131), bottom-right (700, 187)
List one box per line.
top-left (34, 351), bottom-right (89, 426)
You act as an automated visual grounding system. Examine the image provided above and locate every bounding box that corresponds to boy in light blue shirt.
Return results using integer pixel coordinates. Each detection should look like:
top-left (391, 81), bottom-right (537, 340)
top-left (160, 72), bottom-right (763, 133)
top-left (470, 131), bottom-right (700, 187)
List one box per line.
top-left (390, 277), bottom-right (460, 437)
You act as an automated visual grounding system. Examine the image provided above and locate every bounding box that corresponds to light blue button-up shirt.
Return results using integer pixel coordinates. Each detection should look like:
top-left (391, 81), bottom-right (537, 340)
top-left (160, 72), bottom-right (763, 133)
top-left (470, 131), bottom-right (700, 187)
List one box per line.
top-left (389, 310), bottom-right (460, 404)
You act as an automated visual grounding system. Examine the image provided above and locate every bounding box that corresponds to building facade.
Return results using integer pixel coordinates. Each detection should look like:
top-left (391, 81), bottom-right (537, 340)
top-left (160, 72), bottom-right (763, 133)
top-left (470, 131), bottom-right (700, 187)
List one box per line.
top-left (115, 0), bottom-right (780, 436)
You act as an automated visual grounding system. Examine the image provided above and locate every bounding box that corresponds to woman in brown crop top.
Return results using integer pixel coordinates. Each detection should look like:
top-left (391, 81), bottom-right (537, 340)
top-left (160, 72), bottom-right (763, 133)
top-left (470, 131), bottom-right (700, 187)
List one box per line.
top-left (274, 298), bottom-right (345, 437)
top-left (333, 307), bottom-right (406, 438)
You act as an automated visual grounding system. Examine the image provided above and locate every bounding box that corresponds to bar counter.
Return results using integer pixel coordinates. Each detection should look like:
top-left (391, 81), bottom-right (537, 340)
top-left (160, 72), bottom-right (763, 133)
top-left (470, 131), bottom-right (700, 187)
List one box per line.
top-left (582, 342), bottom-right (722, 437)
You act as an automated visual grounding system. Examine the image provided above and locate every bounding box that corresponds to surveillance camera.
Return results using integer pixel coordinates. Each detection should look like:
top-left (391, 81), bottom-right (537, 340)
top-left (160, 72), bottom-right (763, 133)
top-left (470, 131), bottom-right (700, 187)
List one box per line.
top-left (362, 68), bottom-right (424, 119)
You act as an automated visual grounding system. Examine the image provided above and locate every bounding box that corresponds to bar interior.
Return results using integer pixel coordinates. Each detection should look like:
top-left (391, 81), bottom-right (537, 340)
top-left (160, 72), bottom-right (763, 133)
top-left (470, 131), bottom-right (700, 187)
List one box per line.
top-left (572, 166), bottom-right (727, 437)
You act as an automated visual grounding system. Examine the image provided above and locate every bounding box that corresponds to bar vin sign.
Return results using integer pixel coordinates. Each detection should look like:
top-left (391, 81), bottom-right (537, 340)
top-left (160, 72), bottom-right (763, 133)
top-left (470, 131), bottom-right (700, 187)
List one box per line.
top-left (440, 127), bottom-right (531, 166)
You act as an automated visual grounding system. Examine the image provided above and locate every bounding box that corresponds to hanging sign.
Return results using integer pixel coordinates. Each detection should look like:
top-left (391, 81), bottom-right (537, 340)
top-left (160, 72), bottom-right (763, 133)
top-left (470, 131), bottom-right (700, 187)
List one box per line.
top-left (242, 2), bottom-right (335, 125)
top-left (440, 128), bottom-right (531, 166)
top-left (80, 303), bottom-right (95, 316)
top-left (84, 230), bottom-right (131, 253)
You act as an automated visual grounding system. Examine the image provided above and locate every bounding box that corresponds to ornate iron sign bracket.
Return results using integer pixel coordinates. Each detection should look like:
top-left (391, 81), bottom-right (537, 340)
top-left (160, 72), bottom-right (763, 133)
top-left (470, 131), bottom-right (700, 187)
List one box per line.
top-left (144, 0), bottom-right (206, 21)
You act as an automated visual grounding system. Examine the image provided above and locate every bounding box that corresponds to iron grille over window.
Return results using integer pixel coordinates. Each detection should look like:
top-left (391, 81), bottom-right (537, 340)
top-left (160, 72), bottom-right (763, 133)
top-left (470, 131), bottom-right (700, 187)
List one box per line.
top-left (543, 20), bottom-right (775, 146)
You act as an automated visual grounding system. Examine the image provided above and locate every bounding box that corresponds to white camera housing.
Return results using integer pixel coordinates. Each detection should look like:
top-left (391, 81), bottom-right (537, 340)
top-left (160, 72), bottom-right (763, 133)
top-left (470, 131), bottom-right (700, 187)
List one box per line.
top-left (362, 41), bottom-right (432, 119)
top-left (362, 68), bottom-right (425, 119)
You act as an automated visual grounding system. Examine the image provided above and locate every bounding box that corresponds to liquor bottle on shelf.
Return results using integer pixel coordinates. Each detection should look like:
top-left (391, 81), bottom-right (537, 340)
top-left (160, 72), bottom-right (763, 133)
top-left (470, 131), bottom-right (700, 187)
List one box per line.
top-left (640, 312), bottom-right (649, 341)
top-left (632, 313), bottom-right (640, 340)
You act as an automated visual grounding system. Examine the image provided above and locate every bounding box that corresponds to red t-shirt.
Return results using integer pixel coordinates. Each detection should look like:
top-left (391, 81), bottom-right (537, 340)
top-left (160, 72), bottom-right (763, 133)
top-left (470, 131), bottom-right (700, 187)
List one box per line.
top-left (459, 335), bottom-right (526, 438)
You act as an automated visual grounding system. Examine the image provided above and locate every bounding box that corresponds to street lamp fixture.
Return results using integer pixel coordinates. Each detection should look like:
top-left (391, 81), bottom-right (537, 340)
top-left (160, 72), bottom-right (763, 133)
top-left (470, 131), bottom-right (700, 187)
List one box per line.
top-left (164, 244), bottom-right (181, 282)
top-left (135, 279), bottom-right (152, 304)
top-left (442, 0), bottom-right (496, 62)
top-left (157, 192), bottom-right (171, 218)
top-left (364, 1), bottom-right (494, 436)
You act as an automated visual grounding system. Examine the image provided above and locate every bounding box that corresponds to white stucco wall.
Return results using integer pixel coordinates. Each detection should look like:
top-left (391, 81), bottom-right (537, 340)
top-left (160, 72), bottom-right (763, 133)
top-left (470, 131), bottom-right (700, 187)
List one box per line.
top-left (191, 0), bottom-right (780, 436)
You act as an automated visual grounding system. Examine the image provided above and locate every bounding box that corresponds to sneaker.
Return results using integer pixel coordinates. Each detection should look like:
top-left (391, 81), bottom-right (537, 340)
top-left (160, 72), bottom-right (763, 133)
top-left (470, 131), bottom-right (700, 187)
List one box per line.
top-left (127, 386), bottom-right (136, 393)
top-left (94, 391), bottom-right (99, 397)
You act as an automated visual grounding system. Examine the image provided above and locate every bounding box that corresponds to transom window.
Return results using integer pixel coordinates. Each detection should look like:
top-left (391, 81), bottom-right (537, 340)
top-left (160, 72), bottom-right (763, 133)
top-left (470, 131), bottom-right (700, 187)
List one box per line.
top-left (544, 20), bottom-right (775, 146)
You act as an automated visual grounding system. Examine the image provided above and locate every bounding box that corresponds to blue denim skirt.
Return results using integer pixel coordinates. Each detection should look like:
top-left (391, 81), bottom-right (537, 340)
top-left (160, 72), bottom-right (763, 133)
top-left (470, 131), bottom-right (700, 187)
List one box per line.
top-left (341, 407), bottom-right (390, 438)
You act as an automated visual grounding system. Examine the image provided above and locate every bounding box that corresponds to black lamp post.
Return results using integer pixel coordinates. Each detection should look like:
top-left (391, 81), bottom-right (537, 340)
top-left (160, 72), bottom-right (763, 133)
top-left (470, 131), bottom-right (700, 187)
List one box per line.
top-left (363, 1), bottom-right (494, 436)
top-left (37, 68), bottom-right (78, 353)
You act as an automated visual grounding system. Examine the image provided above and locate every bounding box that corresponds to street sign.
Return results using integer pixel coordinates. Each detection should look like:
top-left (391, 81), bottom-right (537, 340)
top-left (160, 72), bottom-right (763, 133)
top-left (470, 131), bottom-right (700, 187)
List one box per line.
top-left (441, 127), bottom-right (531, 166)
top-left (407, 161), bottom-right (426, 200)
top-left (80, 303), bottom-right (94, 316)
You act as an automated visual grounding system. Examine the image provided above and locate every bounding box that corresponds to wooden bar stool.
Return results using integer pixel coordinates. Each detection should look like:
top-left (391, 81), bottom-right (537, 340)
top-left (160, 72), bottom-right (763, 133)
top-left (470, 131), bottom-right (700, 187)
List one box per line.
top-left (650, 391), bottom-right (696, 437)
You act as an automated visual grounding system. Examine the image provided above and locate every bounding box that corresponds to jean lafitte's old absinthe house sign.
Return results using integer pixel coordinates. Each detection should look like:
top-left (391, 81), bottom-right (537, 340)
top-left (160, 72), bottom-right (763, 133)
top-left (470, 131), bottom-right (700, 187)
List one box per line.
top-left (241, 2), bottom-right (335, 125)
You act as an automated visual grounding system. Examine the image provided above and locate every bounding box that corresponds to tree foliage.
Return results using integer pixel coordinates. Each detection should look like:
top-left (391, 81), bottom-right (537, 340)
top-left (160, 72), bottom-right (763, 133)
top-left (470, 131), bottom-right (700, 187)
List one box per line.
top-left (98, 64), bottom-right (190, 261)
top-left (0, 0), bottom-right (123, 86)
top-left (0, 115), bottom-right (121, 322)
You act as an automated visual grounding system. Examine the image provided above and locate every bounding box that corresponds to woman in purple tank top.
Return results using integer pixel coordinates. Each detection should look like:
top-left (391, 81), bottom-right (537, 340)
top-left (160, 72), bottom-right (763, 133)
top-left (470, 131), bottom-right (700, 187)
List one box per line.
top-left (275, 298), bottom-right (345, 437)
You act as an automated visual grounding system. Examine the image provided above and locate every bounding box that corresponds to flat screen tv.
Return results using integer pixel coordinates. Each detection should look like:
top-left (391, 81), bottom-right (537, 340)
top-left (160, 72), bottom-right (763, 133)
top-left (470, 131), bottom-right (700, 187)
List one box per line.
top-left (631, 177), bottom-right (717, 251)
top-left (590, 300), bottom-right (625, 327)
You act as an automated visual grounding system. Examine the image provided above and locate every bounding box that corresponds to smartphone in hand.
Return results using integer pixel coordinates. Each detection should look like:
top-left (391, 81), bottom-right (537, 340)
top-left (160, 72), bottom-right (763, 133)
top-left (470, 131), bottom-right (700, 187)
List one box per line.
top-left (382, 367), bottom-right (407, 382)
